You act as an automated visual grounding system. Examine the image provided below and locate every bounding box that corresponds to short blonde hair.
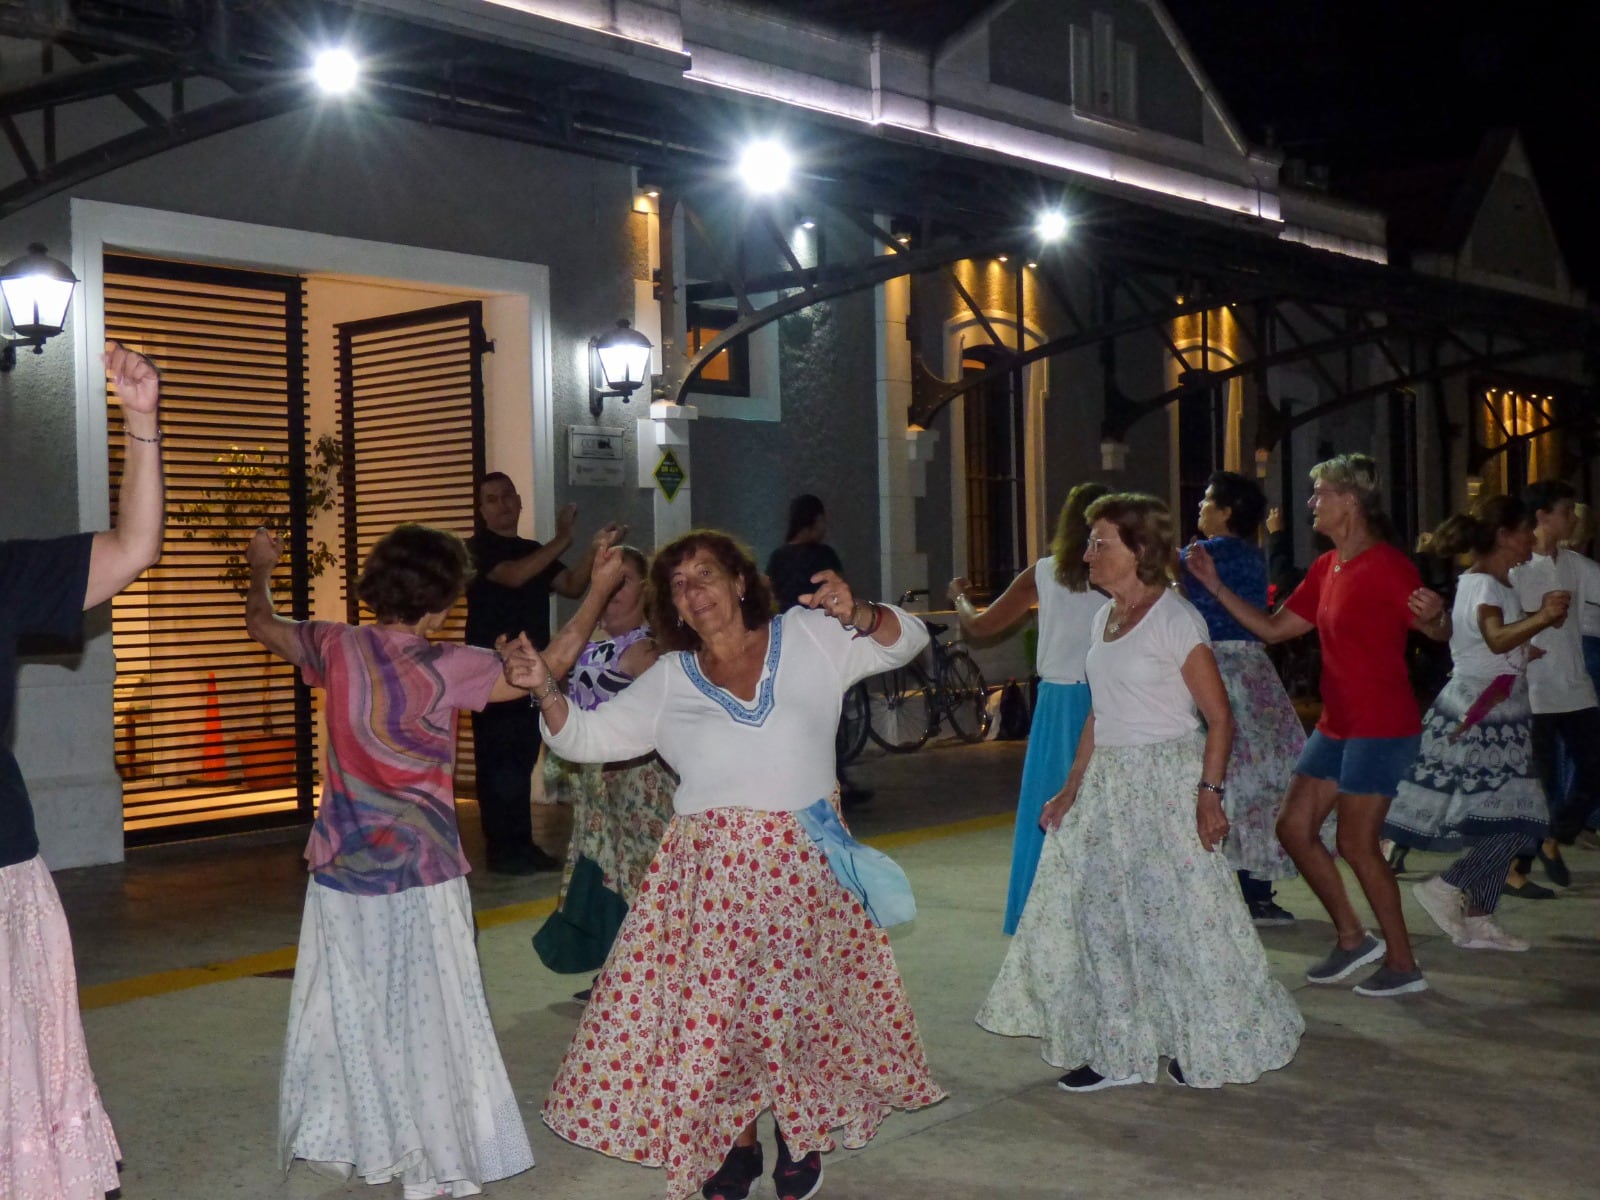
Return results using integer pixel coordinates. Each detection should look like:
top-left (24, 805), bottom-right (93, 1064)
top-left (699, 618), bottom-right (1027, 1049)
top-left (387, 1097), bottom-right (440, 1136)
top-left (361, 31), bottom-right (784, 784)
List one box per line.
top-left (1310, 453), bottom-right (1392, 538)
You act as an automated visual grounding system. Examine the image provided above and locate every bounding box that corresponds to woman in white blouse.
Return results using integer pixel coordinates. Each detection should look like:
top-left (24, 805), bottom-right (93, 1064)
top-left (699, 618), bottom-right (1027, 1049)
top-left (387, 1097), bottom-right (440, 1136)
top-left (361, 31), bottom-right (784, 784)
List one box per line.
top-left (506, 531), bottom-right (945, 1200)
top-left (978, 493), bottom-right (1303, 1091)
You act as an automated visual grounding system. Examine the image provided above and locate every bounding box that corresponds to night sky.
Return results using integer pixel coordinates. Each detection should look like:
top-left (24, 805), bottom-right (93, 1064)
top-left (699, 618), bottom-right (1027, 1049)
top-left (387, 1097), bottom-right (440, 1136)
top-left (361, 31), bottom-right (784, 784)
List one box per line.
top-left (1166, 0), bottom-right (1600, 289)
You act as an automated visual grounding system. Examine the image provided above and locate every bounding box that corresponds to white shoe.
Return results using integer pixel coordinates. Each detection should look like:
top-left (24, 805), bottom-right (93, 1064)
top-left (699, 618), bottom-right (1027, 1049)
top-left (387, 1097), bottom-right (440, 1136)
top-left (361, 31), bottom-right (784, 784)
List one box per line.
top-left (1455, 913), bottom-right (1530, 952)
top-left (1413, 876), bottom-right (1469, 941)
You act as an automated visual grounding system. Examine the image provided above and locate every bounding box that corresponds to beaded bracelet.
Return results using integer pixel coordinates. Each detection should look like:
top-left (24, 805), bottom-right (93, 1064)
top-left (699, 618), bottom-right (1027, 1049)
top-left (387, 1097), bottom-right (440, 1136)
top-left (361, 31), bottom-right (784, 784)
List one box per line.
top-left (126, 428), bottom-right (162, 444)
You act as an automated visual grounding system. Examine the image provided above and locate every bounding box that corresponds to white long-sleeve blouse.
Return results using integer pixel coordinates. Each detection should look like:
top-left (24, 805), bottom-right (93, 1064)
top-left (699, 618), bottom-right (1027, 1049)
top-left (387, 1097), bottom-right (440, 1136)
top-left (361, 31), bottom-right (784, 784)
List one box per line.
top-left (541, 605), bottom-right (929, 814)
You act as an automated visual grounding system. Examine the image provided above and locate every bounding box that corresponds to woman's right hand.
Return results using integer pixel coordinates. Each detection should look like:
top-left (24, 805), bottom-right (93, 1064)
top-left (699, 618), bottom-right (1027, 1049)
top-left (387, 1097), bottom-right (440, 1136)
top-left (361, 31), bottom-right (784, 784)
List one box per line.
top-left (1185, 542), bottom-right (1220, 593)
top-left (500, 632), bottom-right (550, 691)
top-left (947, 576), bottom-right (973, 605)
top-left (246, 527), bottom-right (281, 570)
top-left (1265, 506), bottom-right (1284, 535)
top-left (1040, 780), bottom-right (1080, 831)
top-left (590, 544), bottom-right (626, 596)
top-left (1539, 589), bottom-right (1572, 628)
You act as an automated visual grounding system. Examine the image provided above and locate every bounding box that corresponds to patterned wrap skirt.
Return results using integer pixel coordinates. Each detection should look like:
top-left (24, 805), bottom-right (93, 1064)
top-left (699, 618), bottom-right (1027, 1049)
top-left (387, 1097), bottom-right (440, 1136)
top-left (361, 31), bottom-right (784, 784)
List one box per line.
top-left (977, 734), bottom-right (1304, 1088)
top-left (279, 875), bottom-right (535, 1198)
top-left (1004, 681), bottom-right (1091, 934)
top-left (0, 855), bottom-right (121, 1200)
top-left (1384, 672), bottom-right (1549, 851)
top-left (1210, 640), bottom-right (1307, 880)
top-left (542, 807), bottom-right (946, 1199)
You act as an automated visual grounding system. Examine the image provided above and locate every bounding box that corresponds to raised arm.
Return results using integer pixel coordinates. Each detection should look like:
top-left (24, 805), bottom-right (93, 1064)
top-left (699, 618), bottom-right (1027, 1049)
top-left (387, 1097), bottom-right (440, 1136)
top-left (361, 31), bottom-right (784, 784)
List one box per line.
top-left (949, 566), bottom-right (1039, 640)
top-left (244, 528), bottom-right (307, 667)
top-left (552, 519), bottom-right (625, 599)
top-left (800, 569), bottom-right (909, 648)
top-left (86, 342), bottom-right (165, 608)
top-left (541, 546), bottom-right (626, 678)
top-left (485, 502), bottom-right (577, 589)
top-left (1184, 542), bottom-right (1313, 644)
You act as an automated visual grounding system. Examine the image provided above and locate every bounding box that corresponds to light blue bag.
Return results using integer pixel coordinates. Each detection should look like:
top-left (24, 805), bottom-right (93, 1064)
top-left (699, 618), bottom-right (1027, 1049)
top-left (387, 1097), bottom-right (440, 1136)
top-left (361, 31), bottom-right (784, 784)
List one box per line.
top-left (794, 798), bottom-right (917, 927)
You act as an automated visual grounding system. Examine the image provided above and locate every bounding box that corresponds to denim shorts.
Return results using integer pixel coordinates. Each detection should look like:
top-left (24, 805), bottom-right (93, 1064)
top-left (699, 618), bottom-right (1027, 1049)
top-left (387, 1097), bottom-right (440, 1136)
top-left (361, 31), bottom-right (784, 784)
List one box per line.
top-left (1295, 729), bottom-right (1422, 799)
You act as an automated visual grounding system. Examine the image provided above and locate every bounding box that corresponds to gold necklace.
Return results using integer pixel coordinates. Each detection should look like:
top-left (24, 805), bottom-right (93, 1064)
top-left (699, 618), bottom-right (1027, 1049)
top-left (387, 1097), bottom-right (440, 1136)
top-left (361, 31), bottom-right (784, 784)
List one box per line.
top-left (1106, 590), bottom-right (1158, 637)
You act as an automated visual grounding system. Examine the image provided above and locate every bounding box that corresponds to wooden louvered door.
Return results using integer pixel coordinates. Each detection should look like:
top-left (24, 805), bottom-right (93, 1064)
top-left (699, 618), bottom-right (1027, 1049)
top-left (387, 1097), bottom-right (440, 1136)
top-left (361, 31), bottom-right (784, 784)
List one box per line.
top-left (337, 302), bottom-right (488, 788)
top-left (105, 255), bottom-right (316, 841)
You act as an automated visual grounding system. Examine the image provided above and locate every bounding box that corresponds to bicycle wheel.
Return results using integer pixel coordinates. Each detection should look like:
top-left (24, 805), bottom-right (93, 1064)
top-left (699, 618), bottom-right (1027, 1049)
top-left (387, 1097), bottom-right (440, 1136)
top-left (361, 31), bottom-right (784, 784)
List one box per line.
top-left (836, 681), bottom-right (871, 765)
top-left (866, 665), bottom-right (933, 753)
top-left (940, 649), bottom-right (991, 743)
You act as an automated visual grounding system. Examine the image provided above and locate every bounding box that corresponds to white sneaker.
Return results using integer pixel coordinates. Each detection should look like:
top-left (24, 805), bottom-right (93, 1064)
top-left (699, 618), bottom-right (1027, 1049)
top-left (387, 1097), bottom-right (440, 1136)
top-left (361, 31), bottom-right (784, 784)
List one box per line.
top-left (1413, 876), bottom-right (1469, 941)
top-left (1455, 913), bottom-right (1530, 952)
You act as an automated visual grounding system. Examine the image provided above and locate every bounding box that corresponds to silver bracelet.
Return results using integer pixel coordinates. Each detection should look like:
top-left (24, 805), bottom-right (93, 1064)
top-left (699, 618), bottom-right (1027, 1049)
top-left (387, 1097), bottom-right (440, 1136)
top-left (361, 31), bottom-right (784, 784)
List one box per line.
top-left (1198, 780), bottom-right (1225, 795)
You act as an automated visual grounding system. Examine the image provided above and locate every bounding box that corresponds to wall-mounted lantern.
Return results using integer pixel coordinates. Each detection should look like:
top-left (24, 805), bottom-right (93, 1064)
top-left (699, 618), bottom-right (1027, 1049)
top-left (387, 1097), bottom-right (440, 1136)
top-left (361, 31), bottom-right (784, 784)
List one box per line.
top-left (0, 243), bottom-right (77, 372)
top-left (590, 319), bottom-right (653, 418)
top-left (1100, 437), bottom-right (1129, 472)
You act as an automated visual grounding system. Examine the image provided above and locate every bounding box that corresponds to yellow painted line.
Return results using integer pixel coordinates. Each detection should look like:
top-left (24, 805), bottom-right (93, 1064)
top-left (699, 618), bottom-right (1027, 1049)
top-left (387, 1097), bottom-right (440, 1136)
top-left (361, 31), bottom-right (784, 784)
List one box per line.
top-left (78, 811), bottom-right (1012, 1011)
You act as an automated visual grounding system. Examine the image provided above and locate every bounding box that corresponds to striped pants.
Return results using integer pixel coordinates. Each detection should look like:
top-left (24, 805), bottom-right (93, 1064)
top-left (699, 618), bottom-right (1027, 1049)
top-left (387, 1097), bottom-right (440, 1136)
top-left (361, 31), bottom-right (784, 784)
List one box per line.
top-left (1440, 833), bottom-right (1526, 914)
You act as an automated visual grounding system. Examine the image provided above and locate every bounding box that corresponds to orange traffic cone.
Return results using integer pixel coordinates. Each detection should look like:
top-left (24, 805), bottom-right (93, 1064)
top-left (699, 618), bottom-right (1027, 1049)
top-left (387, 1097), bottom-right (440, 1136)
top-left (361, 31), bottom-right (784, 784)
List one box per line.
top-left (198, 671), bottom-right (230, 783)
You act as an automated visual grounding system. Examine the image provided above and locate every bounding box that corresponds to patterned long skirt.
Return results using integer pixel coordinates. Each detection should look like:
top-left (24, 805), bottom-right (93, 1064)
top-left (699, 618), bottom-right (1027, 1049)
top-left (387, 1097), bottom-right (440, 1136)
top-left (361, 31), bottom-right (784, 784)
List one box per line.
top-left (0, 855), bottom-right (121, 1200)
top-left (1211, 640), bottom-right (1306, 880)
top-left (542, 807), bottom-right (945, 1199)
top-left (977, 735), bottom-right (1304, 1088)
top-left (279, 876), bottom-right (535, 1197)
top-left (535, 752), bottom-right (676, 974)
top-left (1385, 672), bottom-right (1548, 851)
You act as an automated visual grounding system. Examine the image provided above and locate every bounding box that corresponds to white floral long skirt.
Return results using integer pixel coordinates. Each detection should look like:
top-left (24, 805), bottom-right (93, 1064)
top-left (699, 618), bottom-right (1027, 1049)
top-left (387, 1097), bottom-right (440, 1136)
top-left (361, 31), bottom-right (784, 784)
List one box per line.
top-left (1211, 640), bottom-right (1306, 879)
top-left (279, 876), bottom-right (534, 1198)
top-left (977, 734), bottom-right (1304, 1088)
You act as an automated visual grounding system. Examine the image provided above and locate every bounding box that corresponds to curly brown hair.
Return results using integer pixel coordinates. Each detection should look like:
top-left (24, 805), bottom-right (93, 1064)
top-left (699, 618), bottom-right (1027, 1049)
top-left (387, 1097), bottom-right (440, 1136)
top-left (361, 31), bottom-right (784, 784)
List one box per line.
top-left (1084, 493), bottom-right (1176, 586)
top-left (646, 530), bottom-right (775, 652)
top-left (355, 523), bottom-right (473, 623)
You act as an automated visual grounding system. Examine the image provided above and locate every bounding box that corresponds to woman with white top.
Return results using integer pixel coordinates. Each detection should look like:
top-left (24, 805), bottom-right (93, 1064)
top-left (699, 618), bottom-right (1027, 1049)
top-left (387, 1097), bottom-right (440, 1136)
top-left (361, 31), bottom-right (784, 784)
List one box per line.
top-left (978, 494), bottom-right (1303, 1091)
top-left (1389, 496), bottom-right (1566, 951)
top-left (949, 480), bottom-right (1107, 933)
top-left (507, 531), bottom-right (945, 1200)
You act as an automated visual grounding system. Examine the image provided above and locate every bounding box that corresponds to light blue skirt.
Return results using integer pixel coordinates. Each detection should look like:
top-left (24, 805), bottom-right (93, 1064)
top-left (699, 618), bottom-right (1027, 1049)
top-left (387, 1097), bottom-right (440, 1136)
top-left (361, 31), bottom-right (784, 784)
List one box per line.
top-left (1004, 681), bottom-right (1091, 934)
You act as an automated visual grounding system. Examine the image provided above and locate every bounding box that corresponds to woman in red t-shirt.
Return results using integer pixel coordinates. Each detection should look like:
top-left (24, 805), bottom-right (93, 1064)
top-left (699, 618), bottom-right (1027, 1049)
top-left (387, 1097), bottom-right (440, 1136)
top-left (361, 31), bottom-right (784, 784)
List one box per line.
top-left (1187, 454), bottom-right (1449, 999)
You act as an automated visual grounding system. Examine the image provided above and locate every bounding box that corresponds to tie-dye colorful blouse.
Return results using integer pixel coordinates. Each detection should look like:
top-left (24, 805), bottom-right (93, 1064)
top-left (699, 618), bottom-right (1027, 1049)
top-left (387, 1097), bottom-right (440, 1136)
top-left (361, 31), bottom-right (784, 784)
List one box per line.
top-left (296, 621), bottom-right (503, 895)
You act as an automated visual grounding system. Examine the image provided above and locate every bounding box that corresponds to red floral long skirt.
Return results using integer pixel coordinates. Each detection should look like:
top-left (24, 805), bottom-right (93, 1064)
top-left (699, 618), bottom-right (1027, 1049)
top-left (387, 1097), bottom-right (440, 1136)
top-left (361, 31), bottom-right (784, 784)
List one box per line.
top-left (542, 807), bottom-right (945, 1199)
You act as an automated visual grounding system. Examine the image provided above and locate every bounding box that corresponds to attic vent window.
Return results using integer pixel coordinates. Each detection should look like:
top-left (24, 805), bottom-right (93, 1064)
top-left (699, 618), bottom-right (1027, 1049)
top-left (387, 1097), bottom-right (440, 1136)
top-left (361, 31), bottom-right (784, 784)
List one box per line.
top-left (1071, 12), bottom-right (1138, 124)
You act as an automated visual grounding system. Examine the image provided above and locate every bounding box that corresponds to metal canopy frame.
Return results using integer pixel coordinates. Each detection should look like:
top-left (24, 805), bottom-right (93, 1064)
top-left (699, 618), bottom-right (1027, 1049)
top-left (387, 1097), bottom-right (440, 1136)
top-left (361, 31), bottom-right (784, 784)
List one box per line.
top-left (2, 0), bottom-right (1595, 453)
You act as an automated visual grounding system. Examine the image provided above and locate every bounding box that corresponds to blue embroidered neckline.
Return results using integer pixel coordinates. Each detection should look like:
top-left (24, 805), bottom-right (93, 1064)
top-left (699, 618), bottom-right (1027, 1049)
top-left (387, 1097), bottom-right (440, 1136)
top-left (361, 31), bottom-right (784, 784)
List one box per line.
top-left (681, 615), bottom-right (783, 726)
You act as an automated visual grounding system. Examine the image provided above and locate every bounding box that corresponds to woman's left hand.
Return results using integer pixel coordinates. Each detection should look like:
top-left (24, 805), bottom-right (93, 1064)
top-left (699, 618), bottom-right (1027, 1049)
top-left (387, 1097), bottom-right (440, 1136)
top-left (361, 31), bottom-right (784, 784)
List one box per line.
top-left (1408, 587), bottom-right (1445, 624)
top-left (1196, 791), bottom-right (1229, 851)
top-left (799, 569), bottom-right (858, 627)
top-left (499, 632), bottom-right (549, 690)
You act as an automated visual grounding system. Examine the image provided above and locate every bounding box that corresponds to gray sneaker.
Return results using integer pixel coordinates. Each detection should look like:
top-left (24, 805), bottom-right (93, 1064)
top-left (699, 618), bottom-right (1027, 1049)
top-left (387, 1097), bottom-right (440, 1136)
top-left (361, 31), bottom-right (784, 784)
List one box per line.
top-left (1305, 932), bottom-right (1386, 984)
top-left (1353, 964), bottom-right (1429, 997)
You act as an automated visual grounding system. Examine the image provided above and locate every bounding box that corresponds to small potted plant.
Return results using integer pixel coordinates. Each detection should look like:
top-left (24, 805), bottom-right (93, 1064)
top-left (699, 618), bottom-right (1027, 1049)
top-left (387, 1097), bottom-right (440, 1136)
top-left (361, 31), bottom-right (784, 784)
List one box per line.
top-left (180, 434), bottom-right (343, 786)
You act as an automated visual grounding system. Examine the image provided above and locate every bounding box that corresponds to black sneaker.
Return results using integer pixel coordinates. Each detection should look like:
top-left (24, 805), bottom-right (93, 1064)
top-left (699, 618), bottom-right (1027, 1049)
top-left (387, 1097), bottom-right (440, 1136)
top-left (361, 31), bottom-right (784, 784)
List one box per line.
top-left (1056, 1065), bottom-right (1141, 1093)
top-left (1537, 846), bottom-right (1572, 887)
top-left (702, 1142), bottom-right (763, 1200)
top-left (1248, 897), bottom-right (1296, 926)
top-left (773, 1129), bottom-right (824, 1200)
top-left (1501, 879), bottom-right (1557, 900)
top-left (1166, 1059), bottom-right (1187, 1086)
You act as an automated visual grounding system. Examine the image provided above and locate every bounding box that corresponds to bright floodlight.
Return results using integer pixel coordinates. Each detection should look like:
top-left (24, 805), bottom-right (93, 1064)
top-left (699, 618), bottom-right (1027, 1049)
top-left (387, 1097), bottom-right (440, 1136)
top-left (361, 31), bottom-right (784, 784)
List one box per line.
top-left (1035, 210), bottom-right (1069, 241)
top-left (312, 47), bottom-right (361, 95)
top-left (737, 140), bottom-right (793, 195)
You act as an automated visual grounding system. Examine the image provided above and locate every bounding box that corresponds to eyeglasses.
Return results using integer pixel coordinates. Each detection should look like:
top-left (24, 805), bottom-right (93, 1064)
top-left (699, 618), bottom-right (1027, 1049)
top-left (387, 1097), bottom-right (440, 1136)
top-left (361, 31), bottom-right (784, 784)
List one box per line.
top-left (1085, 536), bottom-right (1119, 553)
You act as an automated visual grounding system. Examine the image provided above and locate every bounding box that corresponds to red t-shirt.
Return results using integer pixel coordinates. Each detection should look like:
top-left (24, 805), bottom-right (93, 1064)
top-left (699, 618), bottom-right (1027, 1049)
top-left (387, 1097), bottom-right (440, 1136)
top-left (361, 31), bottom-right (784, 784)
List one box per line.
top-left (1285, 543), bottom-right (1422, 739)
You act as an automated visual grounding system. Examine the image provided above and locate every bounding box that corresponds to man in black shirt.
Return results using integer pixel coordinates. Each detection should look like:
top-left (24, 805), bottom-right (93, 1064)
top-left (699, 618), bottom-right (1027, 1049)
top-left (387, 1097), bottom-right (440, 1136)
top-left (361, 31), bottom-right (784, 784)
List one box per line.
top-left (466, 471), bottom-right (617, 873)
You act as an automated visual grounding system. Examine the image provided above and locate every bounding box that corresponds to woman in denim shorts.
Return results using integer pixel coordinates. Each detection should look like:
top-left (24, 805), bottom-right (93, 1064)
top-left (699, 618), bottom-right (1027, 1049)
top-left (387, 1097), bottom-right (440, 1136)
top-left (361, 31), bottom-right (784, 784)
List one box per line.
top-left (1188, 454), bottom-right (1449, 998)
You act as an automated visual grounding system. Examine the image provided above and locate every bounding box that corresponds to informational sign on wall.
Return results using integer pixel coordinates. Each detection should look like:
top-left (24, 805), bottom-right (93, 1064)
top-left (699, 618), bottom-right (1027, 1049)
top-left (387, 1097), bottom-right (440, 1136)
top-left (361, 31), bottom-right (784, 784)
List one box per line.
top-left (654, 447), bottom-right (686, 502)
top-left (568, 425), bottom-right (626, 487)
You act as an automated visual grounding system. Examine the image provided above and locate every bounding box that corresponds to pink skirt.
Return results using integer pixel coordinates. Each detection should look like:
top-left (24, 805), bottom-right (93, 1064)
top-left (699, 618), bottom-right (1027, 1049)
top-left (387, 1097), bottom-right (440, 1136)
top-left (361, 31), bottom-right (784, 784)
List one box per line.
top-left (542, 808), bottom-right (945, 1199)
top-left (1, 855), bottom-right (121, 1200)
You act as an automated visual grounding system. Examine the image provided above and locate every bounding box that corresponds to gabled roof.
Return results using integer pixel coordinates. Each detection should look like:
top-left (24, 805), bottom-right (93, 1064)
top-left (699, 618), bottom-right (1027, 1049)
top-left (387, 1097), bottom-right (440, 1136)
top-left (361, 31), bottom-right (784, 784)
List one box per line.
top-left (1341, 128), bottom-right (1520, 258)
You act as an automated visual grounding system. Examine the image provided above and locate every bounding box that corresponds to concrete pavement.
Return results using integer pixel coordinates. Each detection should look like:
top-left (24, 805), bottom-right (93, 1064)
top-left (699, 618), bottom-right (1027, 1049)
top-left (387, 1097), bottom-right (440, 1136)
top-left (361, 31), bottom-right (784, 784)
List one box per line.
top-left (52, 741), bottom-right (1600, 1199)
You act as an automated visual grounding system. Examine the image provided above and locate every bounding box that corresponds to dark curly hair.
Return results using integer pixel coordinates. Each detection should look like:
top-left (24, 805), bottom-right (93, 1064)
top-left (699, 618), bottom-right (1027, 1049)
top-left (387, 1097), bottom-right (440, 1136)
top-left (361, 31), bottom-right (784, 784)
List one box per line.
top-left (647, 529), bottom-right (775, 652)
top-left (355, 523), bottom-right (474, 623)
top-left (1206, 470), bottom-right (1268, 539)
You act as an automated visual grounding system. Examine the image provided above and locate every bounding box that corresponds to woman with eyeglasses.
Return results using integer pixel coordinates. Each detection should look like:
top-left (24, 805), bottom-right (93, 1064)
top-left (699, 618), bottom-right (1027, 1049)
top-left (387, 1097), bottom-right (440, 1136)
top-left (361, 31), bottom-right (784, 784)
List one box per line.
top-left (1187, 453), bottom-right (1450, 998)
top-left (979, 493), bottom-right (1302, 1092)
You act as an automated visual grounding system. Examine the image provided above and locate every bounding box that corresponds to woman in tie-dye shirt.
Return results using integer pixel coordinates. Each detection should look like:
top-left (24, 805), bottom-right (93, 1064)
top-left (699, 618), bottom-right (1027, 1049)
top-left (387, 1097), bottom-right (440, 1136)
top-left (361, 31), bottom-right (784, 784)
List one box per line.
top-left (245, 522), bottom-right (536, 1197)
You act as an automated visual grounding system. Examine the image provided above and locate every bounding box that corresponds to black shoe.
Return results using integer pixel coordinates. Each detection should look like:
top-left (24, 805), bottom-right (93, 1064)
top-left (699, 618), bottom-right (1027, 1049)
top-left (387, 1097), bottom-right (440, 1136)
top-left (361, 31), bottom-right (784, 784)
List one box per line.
top-left (488, 845), bottom-right (562, 875)
top-left (840, 785), bottom-right (873, 809)
top-left (702, 1142), bottom-right (763, 1200)
top-left (773, 1130), bottom-right (824, 1200)
top-left (1501, 878), bottom-right (1557, 900)
top-left (572, 974), bottom-right (599, 1003)
top-left (1056, 1065), bottom-right (1141, 1093)
top-left (1166, 1059), bottom-right (1187, 1086)
top-left (1537, 846), bottom-right (1572, 887)
top-left (1387, 843), bottom-right (1410, 874)
top-left (1248, 897), bottom-right (1296, 926)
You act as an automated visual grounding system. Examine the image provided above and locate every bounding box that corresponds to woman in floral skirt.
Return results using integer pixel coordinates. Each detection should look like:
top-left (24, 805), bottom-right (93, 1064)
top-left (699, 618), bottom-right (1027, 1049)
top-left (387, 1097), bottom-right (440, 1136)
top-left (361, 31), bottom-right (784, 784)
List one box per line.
top-left (979, 494), bottom-right (1302, 1091)
top-left (1389, 496), bottom-right (1565, 952)
top-left (507, 530), bottom-right (944, 1200)
top-left (1179, 470), bottom-right (1308, 924)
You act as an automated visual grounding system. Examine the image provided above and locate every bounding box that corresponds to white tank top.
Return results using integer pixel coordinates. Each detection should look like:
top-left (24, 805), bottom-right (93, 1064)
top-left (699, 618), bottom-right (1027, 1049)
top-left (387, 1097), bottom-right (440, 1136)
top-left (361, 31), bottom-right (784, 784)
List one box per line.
top-left (1033, 555), bottom-right (1108, 685)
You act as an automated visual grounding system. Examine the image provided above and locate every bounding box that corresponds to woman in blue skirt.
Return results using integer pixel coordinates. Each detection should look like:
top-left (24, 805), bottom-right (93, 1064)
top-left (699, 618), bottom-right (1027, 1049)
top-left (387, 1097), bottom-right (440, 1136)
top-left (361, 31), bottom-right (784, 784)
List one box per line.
top-left (950, 481), bottom-right (1108, 933)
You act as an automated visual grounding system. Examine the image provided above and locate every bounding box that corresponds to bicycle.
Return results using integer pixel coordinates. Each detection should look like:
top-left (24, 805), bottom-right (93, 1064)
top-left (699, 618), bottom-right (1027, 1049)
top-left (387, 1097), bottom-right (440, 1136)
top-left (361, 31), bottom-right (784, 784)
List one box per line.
top-left (864, 589), bottom-right (992, 752)
top-left (836, 679), bottom-right (871, 765)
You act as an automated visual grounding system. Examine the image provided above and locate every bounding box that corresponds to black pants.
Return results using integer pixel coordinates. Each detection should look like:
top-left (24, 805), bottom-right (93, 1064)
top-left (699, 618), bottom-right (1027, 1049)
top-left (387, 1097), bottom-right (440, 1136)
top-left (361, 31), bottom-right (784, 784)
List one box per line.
top-left (1530, 707), bottom-right (1600, 847)
top-left (471, 700), bottom-right (543, 864)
